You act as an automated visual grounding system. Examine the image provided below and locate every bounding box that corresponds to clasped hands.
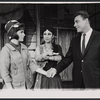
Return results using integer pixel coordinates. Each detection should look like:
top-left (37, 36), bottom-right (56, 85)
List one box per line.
top-left (42, 50), bottom-right (58, 78)
top-left (45, 68), bottom-right (57, 78)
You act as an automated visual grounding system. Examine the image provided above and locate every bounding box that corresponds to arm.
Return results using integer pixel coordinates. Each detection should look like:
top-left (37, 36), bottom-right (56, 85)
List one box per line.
top-left (48, 55), bottom-right (61, 61)
top-left (36, 68), bottom-right (47, 75)
top-left (48, 45), bottom-right (63, 61)
top-left (47, 40), bottom-right (73, 78)
top-left (29, 60), bottom-right (50, 77)
top-left (35, 46), bottom-right (48, 61)
top-left (28, 52), bottom-right (50, 77)
top-left (55, 39), bottom-right (73, 74)
top-left (0, 47), bottom-right (13, 89)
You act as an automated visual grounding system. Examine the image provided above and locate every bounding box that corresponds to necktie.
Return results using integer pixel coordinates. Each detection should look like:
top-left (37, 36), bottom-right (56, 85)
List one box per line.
top-left (82, 33), bottom-right (86, 55)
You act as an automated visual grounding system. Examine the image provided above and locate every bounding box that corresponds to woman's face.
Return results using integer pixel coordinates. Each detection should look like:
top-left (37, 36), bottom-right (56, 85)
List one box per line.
top-left (43, 29), bottom-right (54, 43)
top-left (17, 29), bottom-right (25, 42)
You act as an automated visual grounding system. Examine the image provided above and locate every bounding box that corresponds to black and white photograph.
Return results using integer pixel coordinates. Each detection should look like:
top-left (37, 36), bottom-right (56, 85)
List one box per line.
top-left (0, 1), bottom-right (100, 98)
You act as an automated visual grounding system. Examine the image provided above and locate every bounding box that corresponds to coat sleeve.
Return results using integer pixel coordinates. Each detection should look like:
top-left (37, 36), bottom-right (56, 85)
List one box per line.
top-left (55, 39), bottom-right (73, 74)
top-left (28, 51), bottom-right (40, 73)
top-left (0, 46), bottom-right (12, 83)
top-left (57, 44), bottom-right (64, 58)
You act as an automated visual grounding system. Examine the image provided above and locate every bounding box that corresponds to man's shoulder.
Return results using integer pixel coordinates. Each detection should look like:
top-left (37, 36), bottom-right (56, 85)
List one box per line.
top-left (93, 30), bottom-right (100, 36)
top-left (93, 30), bottom-right (100, 33)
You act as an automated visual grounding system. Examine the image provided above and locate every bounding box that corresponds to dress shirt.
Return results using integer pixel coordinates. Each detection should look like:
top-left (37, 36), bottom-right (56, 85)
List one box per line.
top-left (81, 28), bottom-right (93, 51)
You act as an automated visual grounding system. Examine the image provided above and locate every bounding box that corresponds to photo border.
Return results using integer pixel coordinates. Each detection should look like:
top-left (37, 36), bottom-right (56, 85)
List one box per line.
top-left (0, 1), bottom-right (100, 98)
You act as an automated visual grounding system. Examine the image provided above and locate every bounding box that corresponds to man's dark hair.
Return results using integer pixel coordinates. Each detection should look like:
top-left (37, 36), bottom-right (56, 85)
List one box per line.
top-left (74, 10), bottom-right (90, 21)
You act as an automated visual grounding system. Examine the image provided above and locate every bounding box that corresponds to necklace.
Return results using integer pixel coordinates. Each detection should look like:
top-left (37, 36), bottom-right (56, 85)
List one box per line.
top-left (43, 44), bottom-right (53, 55)
top-left (44, 44), bottom-right (53, 50)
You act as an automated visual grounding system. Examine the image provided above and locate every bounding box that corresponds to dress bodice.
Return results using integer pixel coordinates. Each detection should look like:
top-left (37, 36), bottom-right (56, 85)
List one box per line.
top-left (41, 44), bottom-right (63, 71)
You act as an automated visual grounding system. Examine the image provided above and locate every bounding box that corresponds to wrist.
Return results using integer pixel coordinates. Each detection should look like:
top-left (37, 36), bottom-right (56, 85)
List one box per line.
top-left (52, 68), bottom-right (57, 74)
top-left (54, 68), bottom-right (57, 74)
top-left (44, 72), bottom-right (47, 76)
top-left (53, 56), bottom-right (55, 60)
top-left (43, 71), bottom-right (47, 76)
top-left (42, 54), bottom-right (45, 59)
top-left (49, 56), bottom-right (55, 60)
top-left (42, 54), bottom-right (48, 60)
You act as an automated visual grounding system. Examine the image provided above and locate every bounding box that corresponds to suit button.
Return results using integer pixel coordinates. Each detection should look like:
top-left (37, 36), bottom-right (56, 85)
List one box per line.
top-left (81, 70), bottom-right (82, 72)
top-left (82, 60), bottom-right (84, 62)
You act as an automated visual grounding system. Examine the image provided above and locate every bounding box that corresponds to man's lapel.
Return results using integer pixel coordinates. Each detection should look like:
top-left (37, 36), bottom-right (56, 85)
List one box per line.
top-left (77, 34), bottom-right (82, 58)
top-left (84, 30), bottom-right (96, 57)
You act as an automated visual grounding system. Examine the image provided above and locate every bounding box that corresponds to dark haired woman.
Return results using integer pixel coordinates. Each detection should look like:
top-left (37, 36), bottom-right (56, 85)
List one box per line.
top-left (34, 27), bottom-right (63, 89)
top-left (0, 20), bottom-right (50, 89)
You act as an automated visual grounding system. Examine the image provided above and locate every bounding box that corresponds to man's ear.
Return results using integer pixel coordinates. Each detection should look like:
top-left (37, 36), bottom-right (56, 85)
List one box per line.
top-left (85, 18), bottom-right (89, 23)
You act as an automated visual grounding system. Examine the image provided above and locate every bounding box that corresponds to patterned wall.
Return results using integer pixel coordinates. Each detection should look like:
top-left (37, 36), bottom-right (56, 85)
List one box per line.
top-left (58, 28), bottom-right (76, 81)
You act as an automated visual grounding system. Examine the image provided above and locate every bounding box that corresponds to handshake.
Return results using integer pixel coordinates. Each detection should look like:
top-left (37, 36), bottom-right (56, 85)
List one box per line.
top-left (45, 68), bottom-right (57, 78)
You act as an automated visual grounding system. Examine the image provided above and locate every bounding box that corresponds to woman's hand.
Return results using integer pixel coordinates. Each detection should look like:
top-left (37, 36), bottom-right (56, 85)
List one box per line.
top-left (52, 52), bottom-right (59, 55)
top-left (42, 51), bottom-right (49, 59)
top-left (48, 56), bottom-right (55, 60)
top-left (45, 70), bottom-right (52, 78)
top-left (5, 82), bottom-right (13, 89)
top-left (46, 68), bottom-right (57, 78)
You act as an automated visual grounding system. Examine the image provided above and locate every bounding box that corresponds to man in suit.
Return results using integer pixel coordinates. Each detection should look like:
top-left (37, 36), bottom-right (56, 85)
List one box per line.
top-left (48, 10), bottom-right (100, 88)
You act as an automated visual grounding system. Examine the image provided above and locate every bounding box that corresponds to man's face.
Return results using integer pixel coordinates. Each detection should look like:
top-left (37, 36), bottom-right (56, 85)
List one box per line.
top-left (74, 15), bottom-right (87, 33)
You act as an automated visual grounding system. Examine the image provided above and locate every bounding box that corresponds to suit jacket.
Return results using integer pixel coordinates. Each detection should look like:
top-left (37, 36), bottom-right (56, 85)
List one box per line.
top-left (56, 30), bottom-right (100, 88)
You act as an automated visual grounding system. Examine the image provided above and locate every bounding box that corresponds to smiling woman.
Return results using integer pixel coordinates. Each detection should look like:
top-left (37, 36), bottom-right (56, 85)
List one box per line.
top-left (0, 20), bottom-right (51, 89)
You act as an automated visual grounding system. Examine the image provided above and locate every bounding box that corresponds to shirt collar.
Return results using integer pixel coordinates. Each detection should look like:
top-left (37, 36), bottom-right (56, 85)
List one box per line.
top-left (82, 28), bottom-right (93, 36)
top-left (6, 43), bottom-right (26, 51)
top-left (85, 28), bottom-right (93, 36)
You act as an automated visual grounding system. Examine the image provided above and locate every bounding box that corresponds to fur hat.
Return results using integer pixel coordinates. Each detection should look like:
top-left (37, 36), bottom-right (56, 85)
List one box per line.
top-left (5, 20), bottom-right (24, 37)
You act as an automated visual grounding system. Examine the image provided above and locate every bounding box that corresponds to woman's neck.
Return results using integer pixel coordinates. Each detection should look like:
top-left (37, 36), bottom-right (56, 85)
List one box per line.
top-left (10, 39), bottom-right (19, 45)
top-left (45, 42), bottom-right (52, 49)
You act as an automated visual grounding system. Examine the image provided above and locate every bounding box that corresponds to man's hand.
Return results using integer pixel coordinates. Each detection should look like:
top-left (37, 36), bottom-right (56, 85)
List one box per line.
top-left (47, 68), bottom-right (57, 78)
top-left (45, 71), bottom-right (51, 78)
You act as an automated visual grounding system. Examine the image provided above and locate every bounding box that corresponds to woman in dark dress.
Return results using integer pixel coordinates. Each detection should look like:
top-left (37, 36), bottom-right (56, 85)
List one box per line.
top-left (34, 27), bottom-right (63, 89)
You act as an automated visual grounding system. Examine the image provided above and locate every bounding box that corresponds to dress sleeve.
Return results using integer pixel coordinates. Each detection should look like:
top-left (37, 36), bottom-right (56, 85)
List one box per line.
top-left (35, 45), bottom-right (45, 61)
top-left (0, 46), bottom-right (12, 83)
